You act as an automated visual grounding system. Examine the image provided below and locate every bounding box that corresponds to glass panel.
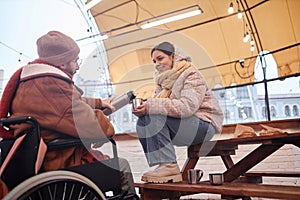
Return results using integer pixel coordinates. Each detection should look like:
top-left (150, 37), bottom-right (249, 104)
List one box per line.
top-left (267, 77), bottom-right (300, 121)
top-left (75, 76), bottom-right (299, 133)
top-left (213, 83), bottom-right (268, 125)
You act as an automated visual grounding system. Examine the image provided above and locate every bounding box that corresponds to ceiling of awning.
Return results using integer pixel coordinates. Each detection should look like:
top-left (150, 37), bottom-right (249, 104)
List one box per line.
top-left (85, 0), bottom-right (300, 98)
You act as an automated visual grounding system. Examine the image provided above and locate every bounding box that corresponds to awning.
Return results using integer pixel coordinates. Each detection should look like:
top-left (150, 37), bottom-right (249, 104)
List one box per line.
top-left (85, 0), bottom-right (300, 98)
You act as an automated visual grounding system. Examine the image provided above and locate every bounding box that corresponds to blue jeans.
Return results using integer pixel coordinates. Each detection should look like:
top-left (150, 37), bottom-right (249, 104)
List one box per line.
top-left (136, 114), bottom-right (216, 167)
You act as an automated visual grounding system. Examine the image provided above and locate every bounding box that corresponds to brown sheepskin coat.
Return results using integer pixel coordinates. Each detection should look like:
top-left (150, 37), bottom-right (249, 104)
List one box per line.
top-left (10, 63), bottom-right (115, 171)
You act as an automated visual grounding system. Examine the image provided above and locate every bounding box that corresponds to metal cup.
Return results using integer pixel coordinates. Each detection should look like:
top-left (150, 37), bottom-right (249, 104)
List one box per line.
top-left (209, 173), bottom-right (224, 185)
top-left (188, 169), bottom-right (203, 184)
top-left (132, 98), bottom-right (143, 110)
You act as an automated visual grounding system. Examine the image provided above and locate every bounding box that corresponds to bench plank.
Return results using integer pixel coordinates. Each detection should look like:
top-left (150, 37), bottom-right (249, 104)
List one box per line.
top-left (135, 182), bottom-right (300, 200)
top-left (245, 171), bottom-right (300, 177)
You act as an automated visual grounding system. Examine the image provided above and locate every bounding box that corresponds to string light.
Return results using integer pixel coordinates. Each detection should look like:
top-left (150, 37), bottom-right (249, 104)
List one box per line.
top-left (250, 38), bottom-right (255, 51)
top-left (228, 2), bottom-right (234, 14)
top-left (237, 9), bottom-right (243, 19)
top-left (18, 53), bottom-right (22, 62)
top-left (237, 0), bottom-right (243, 19)
top-left (227, 1), bottom-right (255, 52)
top-left (0, 41), bottom-right (31, 62)
top-left (228, 0), bottom-right (242, 18)
top-left (243, 32), bottom-right (250, 43)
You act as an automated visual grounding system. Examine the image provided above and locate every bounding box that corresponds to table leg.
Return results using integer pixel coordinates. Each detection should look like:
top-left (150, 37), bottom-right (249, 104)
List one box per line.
top-left (223, 143), bottom-right (283, 182)
top-left (293, 141), bottom-right (300, 148)
top-left (221, 155), bottom-right (234, 169)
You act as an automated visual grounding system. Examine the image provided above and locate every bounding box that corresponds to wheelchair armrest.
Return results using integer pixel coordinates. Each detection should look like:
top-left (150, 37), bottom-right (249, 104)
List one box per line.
top-left (1, 116), bottom-right (39, 126)
top-left (0, 116), bottom-right (41, 145)
top-left (47, 137), bottom-right (118, 158)
top-left (1, 116), bottom-right (32, 126)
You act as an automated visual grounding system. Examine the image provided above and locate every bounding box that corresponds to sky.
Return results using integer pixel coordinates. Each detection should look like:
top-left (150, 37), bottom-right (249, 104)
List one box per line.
top-left (0, 0), bottom-right (97, 89)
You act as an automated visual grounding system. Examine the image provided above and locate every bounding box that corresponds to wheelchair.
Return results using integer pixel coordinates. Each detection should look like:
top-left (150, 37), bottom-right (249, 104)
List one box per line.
top-left (0, 116), bottom-right (139, 200)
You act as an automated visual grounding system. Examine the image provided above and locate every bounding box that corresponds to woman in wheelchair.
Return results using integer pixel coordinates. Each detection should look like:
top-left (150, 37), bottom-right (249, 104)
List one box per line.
top-left (0, 31), bottom-right (136, 199)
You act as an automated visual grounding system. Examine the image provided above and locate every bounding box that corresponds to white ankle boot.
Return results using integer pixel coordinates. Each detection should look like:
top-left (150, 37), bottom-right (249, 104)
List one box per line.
top-left (141, 163), bottom-right (182, 183)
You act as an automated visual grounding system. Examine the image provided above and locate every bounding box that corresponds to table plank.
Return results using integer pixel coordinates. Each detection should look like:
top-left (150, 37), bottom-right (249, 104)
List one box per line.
top-left (135, 181), bottom-right (300, 200)
top-left (245, 171), bottom-right (300, 177)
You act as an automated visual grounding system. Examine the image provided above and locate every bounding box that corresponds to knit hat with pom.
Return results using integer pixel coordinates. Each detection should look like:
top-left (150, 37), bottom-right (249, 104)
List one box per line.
top-left (37, 31), bottom-right (80, 66)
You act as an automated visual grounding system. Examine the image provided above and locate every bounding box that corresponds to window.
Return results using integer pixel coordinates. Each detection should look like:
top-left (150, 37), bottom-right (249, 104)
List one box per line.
top-left (293, 105), bottom-right (299, 116)
top-left (271, 106), bottom-right (276, 117)
top-left (285, 105), bottom-right (291, 117)
top-left (238, 107), bottom-right (252, 119)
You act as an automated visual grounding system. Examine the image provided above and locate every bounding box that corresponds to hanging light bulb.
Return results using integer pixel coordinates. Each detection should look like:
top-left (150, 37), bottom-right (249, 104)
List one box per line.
top-left (243, 34), bottom-right (248, 43)
top-left (228, 2), bottom-right (234, 14)
top-left (18, 52), bottom-right (22, 63)
top-left (17, 53), bottom-right (24, 67)
top-left (237, 9), bottom-right (243, 19)
top-left (246, 34), bottom-right (250, 41)
top-left (243, 32), bottom-right (250, 43)
top-left (250, 45), bottom-right (255, 52)
top-left (250, 39), bottom-right (255, 46)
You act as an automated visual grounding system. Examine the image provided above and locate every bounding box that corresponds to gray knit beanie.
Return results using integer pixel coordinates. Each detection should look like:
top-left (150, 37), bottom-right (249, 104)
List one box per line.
top-left (37, 31), bottom-right (80, 66)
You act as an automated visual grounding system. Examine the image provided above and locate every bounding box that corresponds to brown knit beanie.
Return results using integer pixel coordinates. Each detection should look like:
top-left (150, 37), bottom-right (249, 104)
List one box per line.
top-left (37, 31), bottom-right (80, 66)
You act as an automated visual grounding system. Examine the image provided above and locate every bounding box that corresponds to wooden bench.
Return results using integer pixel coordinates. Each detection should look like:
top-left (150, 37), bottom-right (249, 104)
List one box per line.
top-left (245, 171), bottom-right (300, 178)
top-left (243, 171), bottom-right (300, 183)
top-left (135, 181), bottom-right (300, 200)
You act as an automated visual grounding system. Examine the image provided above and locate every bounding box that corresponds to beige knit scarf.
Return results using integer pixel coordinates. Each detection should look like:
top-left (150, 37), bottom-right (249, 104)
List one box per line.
top-left (154, 60), bottom-right (192, 98)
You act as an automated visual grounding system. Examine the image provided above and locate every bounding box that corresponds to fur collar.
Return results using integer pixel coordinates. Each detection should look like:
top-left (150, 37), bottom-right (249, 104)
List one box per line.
top-left (21, 63), bottom-right (71, 80)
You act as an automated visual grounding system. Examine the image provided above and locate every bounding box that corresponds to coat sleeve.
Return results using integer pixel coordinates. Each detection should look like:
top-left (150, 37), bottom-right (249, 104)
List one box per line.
top-left (55, 86), bottom-right (115, 138)
top-left (82, 97), bottom-right (103, 109)
top-left (146, 70), bottom-right (207, 118)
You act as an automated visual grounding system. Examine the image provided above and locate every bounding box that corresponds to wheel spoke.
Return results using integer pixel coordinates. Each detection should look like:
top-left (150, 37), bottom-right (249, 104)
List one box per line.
top-left (62, 182), bottom-right (67, 200)
top-left (78, 186), bottom-right (84, 199)
top-left (38, 190), bottom-right (43, 199)
top-left (47, 185), bottom-right (53, 200)
top-left (5, 171), bottom-right (105, 200)
top-left (80, 190), bottom-right (90, 200)
top-left (68, 183), bottom-right (75, 200)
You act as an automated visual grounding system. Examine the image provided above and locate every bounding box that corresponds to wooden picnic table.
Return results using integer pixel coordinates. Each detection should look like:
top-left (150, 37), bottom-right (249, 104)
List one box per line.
top-left (136, 118), bottom-right (300, 199)
top-left (136, 132), bottom-right (300, 199)
top-left (182, 132), bottom-right (300, 183)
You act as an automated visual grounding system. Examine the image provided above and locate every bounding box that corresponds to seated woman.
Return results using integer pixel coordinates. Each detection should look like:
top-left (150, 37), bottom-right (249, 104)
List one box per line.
top-left (132, 41), bottom-right (224, 183)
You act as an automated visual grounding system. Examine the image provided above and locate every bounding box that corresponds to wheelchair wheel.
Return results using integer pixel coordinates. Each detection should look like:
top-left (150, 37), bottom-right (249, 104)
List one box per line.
top-left (3, 170), bottom-right (106, 200)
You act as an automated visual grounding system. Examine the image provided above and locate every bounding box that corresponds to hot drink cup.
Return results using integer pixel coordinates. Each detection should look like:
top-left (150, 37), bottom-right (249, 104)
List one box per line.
top-left (209, 173), bottom-right (224, 185)
top-left (188, 169), bottom-right (203, 184)
top-left (132, 98), bottom-right (143, 110)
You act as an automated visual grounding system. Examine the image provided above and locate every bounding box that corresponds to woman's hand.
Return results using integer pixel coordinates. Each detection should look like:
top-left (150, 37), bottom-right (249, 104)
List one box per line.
top-left (101, 98), bottom-right (115, 111)
top-left (132, 103), bottom-right (147, 117)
